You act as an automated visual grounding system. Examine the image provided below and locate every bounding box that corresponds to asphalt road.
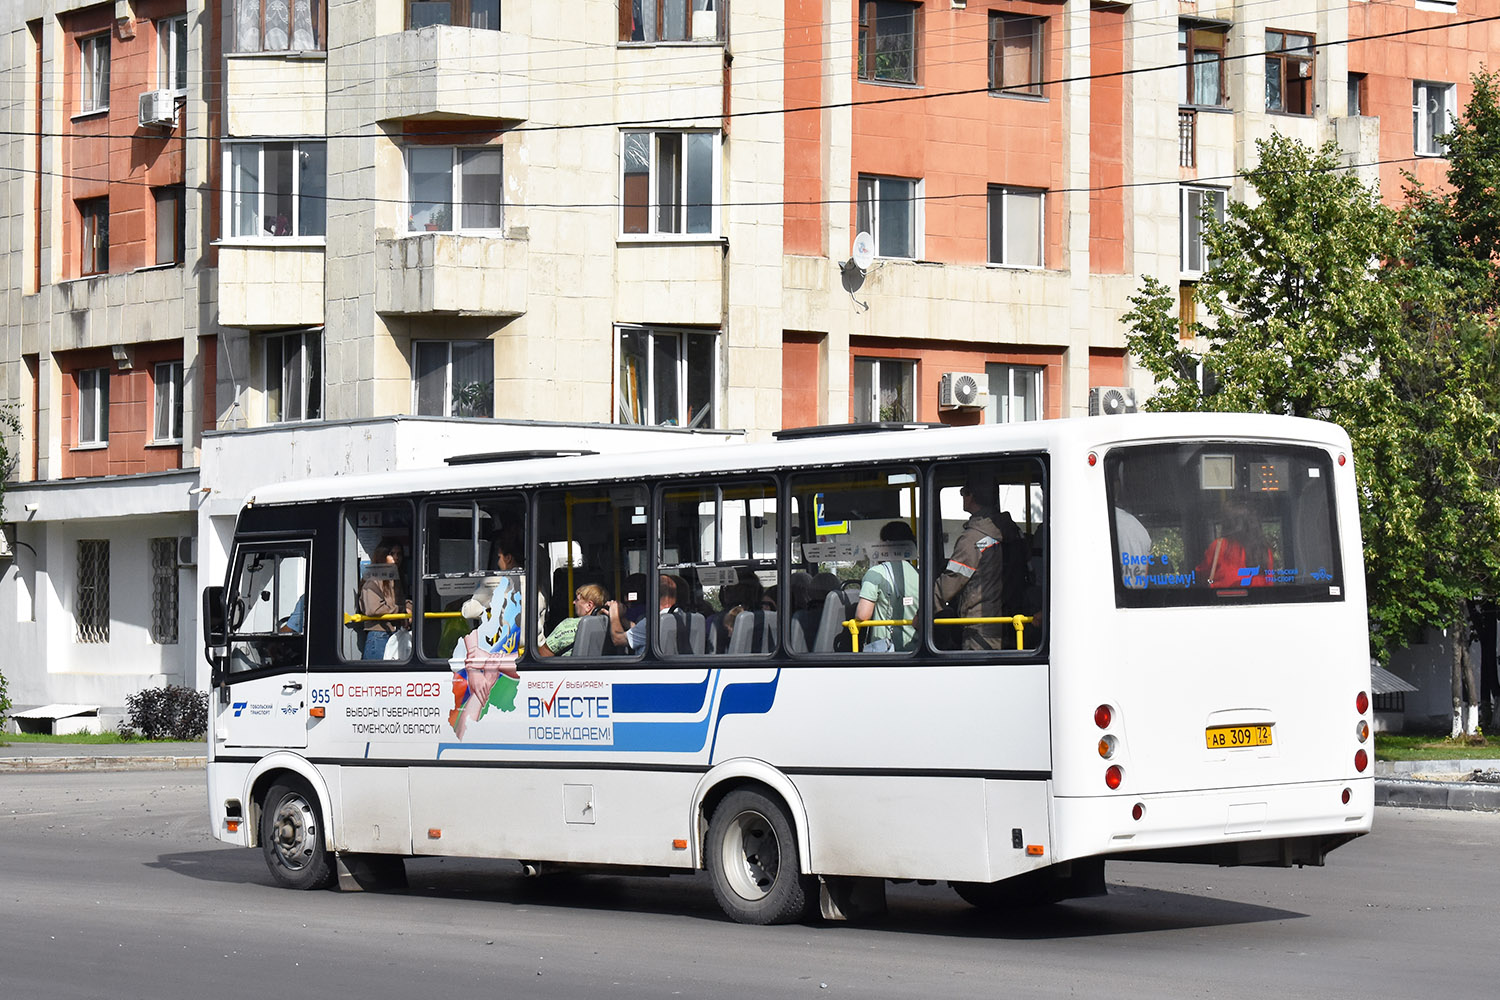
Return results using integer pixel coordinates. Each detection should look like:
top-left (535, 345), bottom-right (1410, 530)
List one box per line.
top-left (1, 770), bottom-right (1495, 1000)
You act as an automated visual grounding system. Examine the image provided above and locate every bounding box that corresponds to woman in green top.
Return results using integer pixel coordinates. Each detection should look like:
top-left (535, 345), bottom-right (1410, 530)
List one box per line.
top-left (536, 584), bottom-right (611, 656)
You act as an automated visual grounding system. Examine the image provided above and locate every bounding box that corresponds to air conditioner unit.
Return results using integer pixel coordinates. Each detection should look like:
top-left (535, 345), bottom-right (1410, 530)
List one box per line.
top-left (177, 536), bottom-right (197, 567)
top-left (938, 371), bottom-right (988, 409)
top-left (138, 90), bottom-right (176, 128)
top-left (1088, 386), bottom-right (1139, 416)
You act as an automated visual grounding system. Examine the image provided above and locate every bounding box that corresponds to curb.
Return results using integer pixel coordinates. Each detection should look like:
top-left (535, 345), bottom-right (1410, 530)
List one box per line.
top-left (0, 756), bottom-right (206, 773)
top-left (1375, 777), bottom-right (1500, 812)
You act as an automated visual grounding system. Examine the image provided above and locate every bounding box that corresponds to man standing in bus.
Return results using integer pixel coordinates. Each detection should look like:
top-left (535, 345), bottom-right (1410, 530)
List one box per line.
top-left (935, 472), bottom-right (1008, 651)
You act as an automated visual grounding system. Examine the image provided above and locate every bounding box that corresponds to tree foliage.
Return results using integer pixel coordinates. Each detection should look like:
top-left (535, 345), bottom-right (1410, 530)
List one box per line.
top-left (0, 403), bottom-right (17, 521)
top-left (1123, 77), bottom-right (1500, 733)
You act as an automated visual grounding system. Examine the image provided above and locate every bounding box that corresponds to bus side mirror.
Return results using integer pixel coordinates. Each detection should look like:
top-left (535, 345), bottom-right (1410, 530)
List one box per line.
top-left (203, 586), bottom-right (227, 684)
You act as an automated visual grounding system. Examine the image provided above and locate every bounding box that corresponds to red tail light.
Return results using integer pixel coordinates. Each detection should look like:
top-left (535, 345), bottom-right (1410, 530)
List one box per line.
top-left (1094, 704), bottom-right (1113, 729)
top-left (1354, 749), bottom-right (1368, 773)
top-left (1105, 765), bottom-right (1124, 790)
top-left (1356, 691), bottom-right (1369, 715)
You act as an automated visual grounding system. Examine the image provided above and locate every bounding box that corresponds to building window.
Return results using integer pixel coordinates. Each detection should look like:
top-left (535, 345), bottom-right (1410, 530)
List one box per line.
top-left (621, 130), bottom-right (718, 237)
top-left (408, 0), bottom-right (500, 29)
top-left (78, 367), bottom-right (109, 446)
top-left (857, 174), bottom-right (920, 260)
top-left (1265, 30), bottom-right (1314, 115)
top-left (79, 197), bottom-right (108, 275)
top-left (79, 32), bottom-right (109, 113)
top-left (226, 141), bottom-right (327, 238)
top-left (987, 186), bottom-right (1044, 268)
top-left (76, 539), bottom-right (110, 644)
top-left (154, 360), bottom-right (184, 443)
top-left (1347, 72), bottom-right (1367, 117)
top-left (406, 147), bottom-right (502, 232)
top-left (621, 0), bottom-right (719, 42)
top-left (858, 1), bottom-right (917, 84)
top-left (853, 357), bottom-right (915, 423)
top-left (265, 329), bottom-right (322, 423)
top-left (1414, 81), bottom-right (1456, 157)
top-left (158, 15), bottom-right (188, 93)
top-left (413, 340), bottom-right (494, 417)
top-left (617, 326), bottom-right (716, 427)
top-left (149, 538), bottom-right (179, 645)
top-left (989, 12), bottom-right (1043, 96)
top-left (1180, 185), bottom-right (1225, 277)
top-left (1178, 23), bottom-right (1226, 107)
top-left (985, 363), bottom-right (1042, 423)
top-left (233, 0), bottom-right (325, 52)
top-left (153, 186), bottom-right (185, 265)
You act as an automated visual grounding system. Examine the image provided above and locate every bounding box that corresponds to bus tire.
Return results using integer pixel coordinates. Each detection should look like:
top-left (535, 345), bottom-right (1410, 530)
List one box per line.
top-left (261, 779), bottom-right (335, 891)
top-left (706, 789), bottom-right (815, 925)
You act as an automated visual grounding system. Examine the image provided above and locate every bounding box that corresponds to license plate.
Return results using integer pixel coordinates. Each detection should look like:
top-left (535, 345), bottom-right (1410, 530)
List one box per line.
top-left (1206, 724), bottom-right (1273, 749)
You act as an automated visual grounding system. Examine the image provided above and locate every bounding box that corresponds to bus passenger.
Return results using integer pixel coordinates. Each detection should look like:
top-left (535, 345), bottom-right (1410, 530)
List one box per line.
top-left (536, 584), bottom-right (610, 657)
top-left (1198, 502), bottom-right (1273, 588)
top-left (935, 475), bottom-right (1008, 651)
top-left (608, 575), bottom-right (677, 652)
top-left (856, 521), bottom-right (918, 652)
top-left (359, 542), bottom-right (412, 659)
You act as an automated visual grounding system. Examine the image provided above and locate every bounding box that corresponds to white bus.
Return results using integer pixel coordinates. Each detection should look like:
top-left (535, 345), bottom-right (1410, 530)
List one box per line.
top-left (203, 414), bottom-right (1373, 924)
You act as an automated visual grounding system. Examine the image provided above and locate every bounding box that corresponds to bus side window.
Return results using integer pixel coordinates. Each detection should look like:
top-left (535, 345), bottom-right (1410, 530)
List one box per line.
top-left (931, 458), bottom-right (1044, 654)
top-left (787, 464), bottom-right (920, 655)
top-left (419, 496), bottom-right (527, 663)
top-left (342, 503), bottom-right (415, 662)
top-left (226, 544), bottom-right (310, 674)
top-left (535, 485), bottom-right (647, 661)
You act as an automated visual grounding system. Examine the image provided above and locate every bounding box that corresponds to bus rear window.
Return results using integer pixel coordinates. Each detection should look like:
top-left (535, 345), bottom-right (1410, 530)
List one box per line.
top-left (1105, 443), bottom-right (1342, 607)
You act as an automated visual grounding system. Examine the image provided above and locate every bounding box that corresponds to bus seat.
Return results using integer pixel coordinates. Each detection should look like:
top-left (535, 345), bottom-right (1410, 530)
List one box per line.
top-left (788, 609), bottom-right (817, 653)
top-left (659, 609), bottom-right (704, 655)
top-left (811, 590), bottom-right (856, 652)
top-left (728, 610), bottom-right (778, 654)
top-left (687, 612), bottom-right (707, 654)
top-left (573, 614), bottom-right (609, 658)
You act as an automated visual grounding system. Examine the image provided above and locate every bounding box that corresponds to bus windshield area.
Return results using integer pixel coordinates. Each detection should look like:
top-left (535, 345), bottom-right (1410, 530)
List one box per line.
top-left (1105, 442), bottom-right (1343, 607)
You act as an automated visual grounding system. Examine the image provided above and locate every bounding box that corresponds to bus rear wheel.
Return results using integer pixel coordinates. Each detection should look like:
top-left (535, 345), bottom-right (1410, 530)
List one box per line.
top-left (706, 789), bottom-right (815, 925)
top-left (261, 779), bottom-right (335, 890)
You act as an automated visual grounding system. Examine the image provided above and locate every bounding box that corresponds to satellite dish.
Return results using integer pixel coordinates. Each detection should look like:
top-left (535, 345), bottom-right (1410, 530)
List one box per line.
top-left (851, 231), bottom-right (875, 272)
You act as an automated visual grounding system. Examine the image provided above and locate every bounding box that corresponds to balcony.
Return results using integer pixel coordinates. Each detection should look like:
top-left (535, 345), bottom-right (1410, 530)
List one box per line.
top-left (373, 26), bottom-right (529, 122)
top-left (224, 54), bottom-right (327, 138)
top-left (375, 232), bottom-right (527, 316)
top-left (218, 246), bottom-right (325, 327)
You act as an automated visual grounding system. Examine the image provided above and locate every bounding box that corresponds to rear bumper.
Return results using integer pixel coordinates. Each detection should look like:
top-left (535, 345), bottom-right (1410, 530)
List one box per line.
top-left (1052, 777), bottom-right (1373, 866)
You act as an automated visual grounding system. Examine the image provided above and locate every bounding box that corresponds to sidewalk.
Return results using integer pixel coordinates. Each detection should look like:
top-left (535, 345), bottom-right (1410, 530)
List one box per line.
top-left (0, 740), bottom-right (206, 772)
top-left (2, 742), bottom-right (1498, 810)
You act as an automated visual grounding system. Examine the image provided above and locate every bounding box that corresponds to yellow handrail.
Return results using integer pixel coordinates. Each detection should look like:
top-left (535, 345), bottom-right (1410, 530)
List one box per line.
top-left (841, 614), bottom-right (1035, 652)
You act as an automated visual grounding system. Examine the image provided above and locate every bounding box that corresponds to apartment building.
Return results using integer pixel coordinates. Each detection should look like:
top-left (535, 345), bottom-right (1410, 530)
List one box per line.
top-left (0, 0), bottom-right (1491, 721)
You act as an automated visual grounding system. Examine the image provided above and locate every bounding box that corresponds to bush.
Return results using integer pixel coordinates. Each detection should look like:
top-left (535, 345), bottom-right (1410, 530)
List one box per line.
top-left (0, 667), bottom-right (11, 732)
top-left (120, 685), bottom-right (208, 741)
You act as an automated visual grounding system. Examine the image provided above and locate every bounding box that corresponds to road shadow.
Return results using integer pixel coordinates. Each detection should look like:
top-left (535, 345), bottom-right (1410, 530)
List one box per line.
top-left (151, 850), bottom-right (1305, 936)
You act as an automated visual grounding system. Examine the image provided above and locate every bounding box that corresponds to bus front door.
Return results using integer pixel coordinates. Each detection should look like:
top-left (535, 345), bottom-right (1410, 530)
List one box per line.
top-left (215, 542), bottom-right (312, 750)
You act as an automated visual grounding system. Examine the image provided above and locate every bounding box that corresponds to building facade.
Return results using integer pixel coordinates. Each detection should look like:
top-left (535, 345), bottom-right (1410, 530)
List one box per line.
top-left (0, 0), bottom-right (1492, 722)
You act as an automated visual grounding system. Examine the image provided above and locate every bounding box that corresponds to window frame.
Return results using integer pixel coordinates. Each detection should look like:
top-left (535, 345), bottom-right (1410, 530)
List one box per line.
top-left (1414, 80), bottom-right (1456, 157)
top-left (616, 325), bottom-right (718, 428)
top-left (223, 140), bottom-right (328, 242)
top-left (153, 360), bottom-right (185, 444)
top-left (158, 15), bottom-right (188, 94)
top-left (1265, 29), bottom-right (1315, 116)
top-left (407, 0), bottom-right (501, 29)
top-left (1180, 184), bottom-right (1226, 278)
top-left (619, 129), bottom-right (720, 239)
top-left (856, 174), bottom-right (921, 261)
top-left (78, 366), bottom-right (110, 446)
top-left (620, 0), bottom-right (722, 43)
top-left (412, 339), bottom-right (495, 417)
top-left (78, 31), bottom-right (110, 114)
top-left (78, 197), bottom-right (109, 276)
top-left (1347, 71), bottom-right (1367, 117)
top-left (153, 185), bottom-right (186, 266)
top-left (985, 363), bottom-right (1043, 424)
top-left (405, 145), bottom-right (504, 233)
top-left (1178, 23), bottom-right (1227, 108)
top-left (989, 11), bottom-right (1044, 97)
top-left (232, 0), bottom-right (326, 53)
top-left (76, 538), bottom-right (111, 644)
top-left (853, 356), bottom-right (917, 423)
top-left (149, 537), bottom-right (180, 645)
top-left (986, 185), bottom-right (1045, 269)
top-left (264, 329), bottom-right (323, 424)
top-left (858, 1), bottom-right (919, 86)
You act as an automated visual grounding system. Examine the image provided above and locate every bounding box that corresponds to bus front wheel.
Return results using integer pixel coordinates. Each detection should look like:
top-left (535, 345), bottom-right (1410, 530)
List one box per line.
top-left (705, 789), bottom-right (815, 925)
top-left (261, 779), bottom-right (335, 890)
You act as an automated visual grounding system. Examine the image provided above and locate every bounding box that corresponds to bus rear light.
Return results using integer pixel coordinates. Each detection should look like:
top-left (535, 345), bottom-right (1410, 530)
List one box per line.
top-left (1355, 719), bottom-right (1370, 743)
top-left (1098, 735), bottom-right (1117, 759)
top-left (1088, 452), bottom-right (1098, 467)
top-left (1105, 765), bottom-right (1124, 790)
top-left (1354, 749), bottom-right (1368, 773)
top-left (1338, 453), bottom-right (1347, 466)
top-left (1094, 704), bottom-right (1113, 729)
top-left (1355, 691), bottom-right (1369, 714)
top-left (1342, 787), bottom-right (1352, 805)
top-left (1131, 802), bottom-right (1144, 821)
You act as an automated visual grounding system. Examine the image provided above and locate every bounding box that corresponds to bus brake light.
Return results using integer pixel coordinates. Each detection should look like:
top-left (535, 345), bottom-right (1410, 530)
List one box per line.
top-left (1355, 691), bottom-right (1369, 715)
top-left (1094, 705), bottom-right (1113, 729)
top-left (1354, 749), bottom-right (1368, 773)
top-left (1105, 765), bottom-right (1123, 790)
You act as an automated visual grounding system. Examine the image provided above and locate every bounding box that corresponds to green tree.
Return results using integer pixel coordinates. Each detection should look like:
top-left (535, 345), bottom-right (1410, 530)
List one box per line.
top-left (1123, 133), bottom-right (1500, 736)
top-left (0, 403), bottom-right (16, 520)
